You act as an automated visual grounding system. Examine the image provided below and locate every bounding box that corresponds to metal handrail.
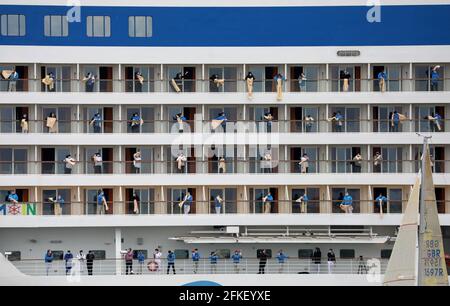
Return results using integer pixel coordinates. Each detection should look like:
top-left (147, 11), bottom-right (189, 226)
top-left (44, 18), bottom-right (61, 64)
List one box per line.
top-left (10, 257), bottom-right (388, 276)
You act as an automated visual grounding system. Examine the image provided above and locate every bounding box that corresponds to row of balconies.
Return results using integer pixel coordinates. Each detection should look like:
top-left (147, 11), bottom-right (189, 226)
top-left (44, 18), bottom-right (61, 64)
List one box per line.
top-left (1, 185), bottom-right (448, 216)
top-left (0, 63), bottom-right (448, 93)
top-left (0, 104), bottom-right (447, 134)
top-left (1, 144), bottom-right (449, 175)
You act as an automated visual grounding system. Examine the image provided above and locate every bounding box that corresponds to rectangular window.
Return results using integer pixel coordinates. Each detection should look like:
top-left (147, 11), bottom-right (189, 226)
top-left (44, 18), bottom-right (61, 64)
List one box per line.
top-left (298, 249), bottom-right (313, 259)
top-left (44, 15), bottom-right (68, 37)
top-left (86, 16), bottom-right (110, 37)
top-left (89, 250), bottom-right (106, 260)
top-left (174, 249), bottom-right (189, 259)
top-left (5, 251), bottom-right (21, 261)
top-left (256, 249), bottom-right (272, 258)
top-left (52, 250), bottom-right (64, 260)
top-left (339, 249), bottom-right (355, 259)
top-left (133, 250), bottom-right (148, 259)
top-left (128, 16), bottom-right (152, 37)
top-left (381, 249), bottom-right (392, 259)
top-left (1, 14), bottom-right (26, 36)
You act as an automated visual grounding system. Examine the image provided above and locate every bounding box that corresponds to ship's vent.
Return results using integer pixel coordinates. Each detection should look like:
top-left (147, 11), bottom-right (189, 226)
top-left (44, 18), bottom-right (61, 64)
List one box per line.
top-left (337, 50), bottom-right (361, 57)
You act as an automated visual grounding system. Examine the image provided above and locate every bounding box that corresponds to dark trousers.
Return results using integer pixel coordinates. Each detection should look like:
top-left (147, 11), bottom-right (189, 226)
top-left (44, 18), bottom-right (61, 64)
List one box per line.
top-left (391, 122), bottom-right (399, 132)
top-left (353, 165), bottom-right (361, 173)
top-left (335, 125), bottom-right (342, 132)
top-left (64, 167), bottom-right (72, 174)
top-left (167, 262), bottom-right (176, 274)
top-left (258, 261), bottom-right (266, 274)
top-left (94, 165), bottom-right (102, 174)
top-left (125, 261), bottom-right (133, 275)
top-left (131, 125), bottom-right (140, 133)
top-left (431, 82), bottom-right (438, 91)
top-left (87, 263), bottom-right (93, 275)
top-left (93, 126), bottom-right (101, 133)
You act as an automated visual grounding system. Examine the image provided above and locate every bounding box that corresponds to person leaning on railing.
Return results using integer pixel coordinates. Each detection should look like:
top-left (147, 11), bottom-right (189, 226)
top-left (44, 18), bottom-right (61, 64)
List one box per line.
top-left (231, 250), bottom-right (242, 274)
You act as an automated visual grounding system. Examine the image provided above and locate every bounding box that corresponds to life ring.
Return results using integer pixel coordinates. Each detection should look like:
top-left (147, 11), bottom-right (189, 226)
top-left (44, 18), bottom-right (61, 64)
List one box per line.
top-left (147, 260), bottom-right (158, 272)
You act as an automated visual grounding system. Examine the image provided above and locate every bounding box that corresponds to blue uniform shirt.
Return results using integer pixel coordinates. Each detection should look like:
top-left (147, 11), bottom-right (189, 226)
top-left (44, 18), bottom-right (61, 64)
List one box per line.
top-left (231, 253), bottom-right (242, 263)
top-left (192, 252), bottom-right (200, 262)
top-left (342, 195), bottom-right (353, 205)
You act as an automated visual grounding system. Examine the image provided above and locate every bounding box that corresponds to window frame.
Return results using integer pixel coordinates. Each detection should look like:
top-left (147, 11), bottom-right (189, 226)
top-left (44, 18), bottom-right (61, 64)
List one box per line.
top-left (44, 15), bottom-right (69, 37)
top-left (1, 14), bottom-right (26, 37)
top-left (86, 16), bottom-right (111, 37)
top-left (128, 16), bottom-right (152, 38)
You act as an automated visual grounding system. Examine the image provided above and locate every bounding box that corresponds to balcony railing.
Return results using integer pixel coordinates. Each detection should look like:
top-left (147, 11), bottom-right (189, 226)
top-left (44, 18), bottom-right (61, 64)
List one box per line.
top-left (1, 199), bottom-right (447, 216)
top-left (1, 77), bottom-right (449, 93)
top-left (0, 159), bottom-right (447, 175)
top-left (9, 257), bottom-right (388, 276)
top-left (0, 118), bottom-right (447, 134)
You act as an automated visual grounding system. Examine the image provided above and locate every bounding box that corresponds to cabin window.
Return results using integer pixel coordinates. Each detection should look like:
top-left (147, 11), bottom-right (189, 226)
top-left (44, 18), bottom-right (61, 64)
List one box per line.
top-left (5, 251), bottom-right (21, 261)
top-left (89, 250), bottom-right (106, 260)
top-left (174, 249), bottom-right (189, 259)
top-left (298, 249), bottom-right (313, 259)
top-left (128, 16), bottom-right (152, 38)
top-left (1, 14), bottom-right (26, 36)
top-left (339, 249), bottom-right (355, 259)
top-left (44, 15), bottom-right (68, 37)
top-left (380, 249), bottom-right (392, 259)
top-left (86, 16), bottom-right (110, 37)
top-left (51, 250), bottom-right (64, 260)
top-left (256, 249), bottom-right (272, 258)
top-left (133, 250), bottom-right (148, 259)
top-left (214, 249), bottom-right (230, 259)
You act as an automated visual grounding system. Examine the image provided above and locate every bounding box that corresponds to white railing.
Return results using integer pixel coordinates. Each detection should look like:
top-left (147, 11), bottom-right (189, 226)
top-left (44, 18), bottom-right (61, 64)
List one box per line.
top-left (11, 258), bottom-right (388, 276)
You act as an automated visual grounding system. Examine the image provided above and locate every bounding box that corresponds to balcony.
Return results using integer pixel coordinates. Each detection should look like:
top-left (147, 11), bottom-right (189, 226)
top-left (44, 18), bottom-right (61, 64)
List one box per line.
top-left (0, 118), bottom-right (448, 134)
top-left (1, 77), bottom-right (449, 93)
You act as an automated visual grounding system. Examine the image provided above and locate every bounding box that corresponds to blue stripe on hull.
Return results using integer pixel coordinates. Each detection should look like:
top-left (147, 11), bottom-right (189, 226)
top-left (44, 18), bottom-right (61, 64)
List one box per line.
top-left (0, 5), bottom-right (449, 46)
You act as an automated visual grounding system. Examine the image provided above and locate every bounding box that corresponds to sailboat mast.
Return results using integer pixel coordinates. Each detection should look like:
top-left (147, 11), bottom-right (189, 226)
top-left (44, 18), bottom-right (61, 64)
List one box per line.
top-left (419, 136), bottom-right (430, 234)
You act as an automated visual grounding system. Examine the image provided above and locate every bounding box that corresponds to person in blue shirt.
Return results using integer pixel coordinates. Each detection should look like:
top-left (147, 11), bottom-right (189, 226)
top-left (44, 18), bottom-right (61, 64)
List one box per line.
top-left (7, 190), bottom-right (19, 204)
top-left (334, 111), bottom-right (344, 132)
top-left (214, 112), bottom-right (228, 133)
top-left (276, 250), bottom-right (288, 273)
top-left (192, 249), bottom-right (200, 274)
top-left (375, 193), bottom-right (388, 215)
top-left (44, 250), bottom-right (54, 276)
top-left (231, 250), bottom-right (242, 274)
top-left (8, 69), bottom-right (19, 92)
top-left (209, 251), bottom-right (219, 274)
top-left (97, 191), bottom-right (108, 215)
top-left (174, 113), bottom-right (187, 133)
top-left (263, 112), bottom-right (274, 133)
top-left (64, 250), bottom-right (73, 275)
top-left (430, 112), bottom-right (443, 132)
top-left (90, 112), bottom-right (102, 133)
top-left (167, 250), bottom-right (176, 274)
top-left (377, 70), bottom-right (387, 92)
top-left (137, 251), bottom-right (145, 274)
top-left (54, 194), bottom-right (65, 216)
top-left (429, 65), bottom-right (440, 91)
top-left (263, 192), bottom-right (274, 214)
top-left (214, 194), bottom-right (224, 214)
top-left (274, 73), bottom-right (285, 101)
top-left (296, 193), bottom-right (309, 214)
top-left (391, 110), bottom-right (401, 132)
top-left (130, 113), bottom-right (142, 133)
top-left (84, 72), bottom-right (96, 92)
top-left (340, 192), bottom-right (353, 214)
top-left (182, 192), bottom-right (193, 214)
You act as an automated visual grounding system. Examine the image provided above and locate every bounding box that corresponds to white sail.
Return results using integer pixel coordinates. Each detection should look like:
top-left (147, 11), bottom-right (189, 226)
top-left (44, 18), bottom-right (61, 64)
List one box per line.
top-left (418, 145), bottom-right (449, 286)
top-left (383, 177), bottom-right (420, 286)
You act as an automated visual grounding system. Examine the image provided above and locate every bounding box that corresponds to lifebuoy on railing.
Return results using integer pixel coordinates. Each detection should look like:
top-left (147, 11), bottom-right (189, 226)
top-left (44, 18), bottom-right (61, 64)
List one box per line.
top-left (147, 260), bottom-right (158, 272)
